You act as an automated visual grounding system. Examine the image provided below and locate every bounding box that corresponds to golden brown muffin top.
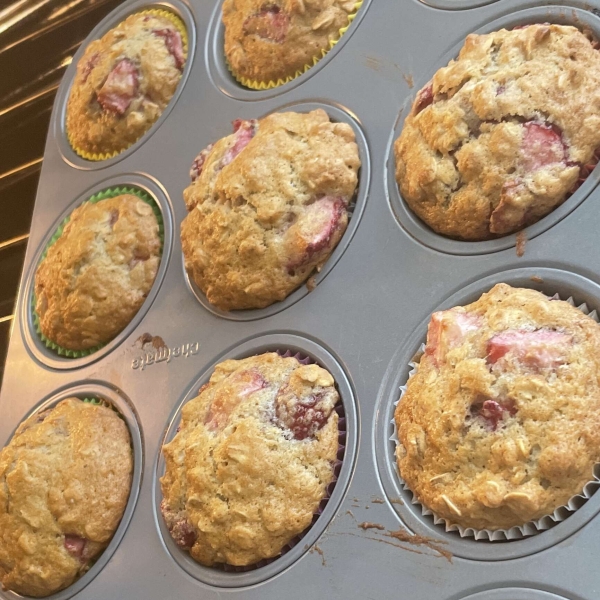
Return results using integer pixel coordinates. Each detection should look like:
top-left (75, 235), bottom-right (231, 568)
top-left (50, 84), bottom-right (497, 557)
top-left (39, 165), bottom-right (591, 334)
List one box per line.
top-left (66, 11), bottom-right (186, 157)
top-left (223, 0), bottom-right (357, 84)
top-left (160, 352), bottom-right (339, 566)
top-left (0, 398), bottom-right (133, 597)
top-left (395, 284), bottom-right (600, 531)
top-left (35, 194), bottom-right (161, 351)
top-left (181, 109), bottom-right (360, 311)
top-left (395, 24), bottom-right (600, 241)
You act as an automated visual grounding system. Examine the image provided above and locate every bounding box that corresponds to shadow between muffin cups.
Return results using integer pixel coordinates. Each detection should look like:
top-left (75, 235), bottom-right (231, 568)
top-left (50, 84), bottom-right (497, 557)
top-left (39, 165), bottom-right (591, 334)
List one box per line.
top-left (374, 267), bottom-right (600, 561)
top-left (0, 381), bottom-right (143, 600)
top-left (385, 6), bottom-right (600, 256)
top-left (21, 174), bottom-right (173, 370)
top-left (153, 333), bottom-right (358, 588)
top-left (182, 100), bottom-right (370, 322)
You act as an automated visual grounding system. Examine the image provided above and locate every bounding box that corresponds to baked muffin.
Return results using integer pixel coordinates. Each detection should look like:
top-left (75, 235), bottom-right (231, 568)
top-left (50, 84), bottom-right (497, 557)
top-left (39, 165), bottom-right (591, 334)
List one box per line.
top-left (394, 24), bottom-right (600, 241)
top-left (67, 11), bottom-right (186, 158)
top-left (223, 0), bottom-right (357, 85)
top-left (34, 194), bottom-right (161, 351)
top-left (395, 284), bottom-right (600, 531)
top-left (181, 109), bottom-right (360, 311)
top-left (0, 398), bottom-right (133, 597)
top-left (161, 352), bottom-right (339, 566)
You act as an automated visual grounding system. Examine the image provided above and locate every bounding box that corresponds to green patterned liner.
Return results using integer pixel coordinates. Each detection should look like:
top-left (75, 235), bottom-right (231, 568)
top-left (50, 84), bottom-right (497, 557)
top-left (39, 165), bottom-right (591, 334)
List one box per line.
top-left (32, 186), bottom-right (164, 359)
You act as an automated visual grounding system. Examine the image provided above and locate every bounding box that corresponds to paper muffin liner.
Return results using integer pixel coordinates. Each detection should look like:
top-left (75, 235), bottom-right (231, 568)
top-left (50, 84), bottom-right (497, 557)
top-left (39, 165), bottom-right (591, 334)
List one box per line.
top-left (32, 185), bottom-right (164, 359)
top-left (209, 349), bottom-right (346, 572)
top-left (391, 294), bottom-right (600, 541)
top-left (227, 1), bottom-right (363, 90)
top-left (67, 8), bottom-right (188, 161)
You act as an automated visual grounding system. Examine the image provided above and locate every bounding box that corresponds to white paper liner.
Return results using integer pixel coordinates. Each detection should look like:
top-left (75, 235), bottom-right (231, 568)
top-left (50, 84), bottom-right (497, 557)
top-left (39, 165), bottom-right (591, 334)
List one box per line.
top-left (391, 294), bottom-right (600, 541)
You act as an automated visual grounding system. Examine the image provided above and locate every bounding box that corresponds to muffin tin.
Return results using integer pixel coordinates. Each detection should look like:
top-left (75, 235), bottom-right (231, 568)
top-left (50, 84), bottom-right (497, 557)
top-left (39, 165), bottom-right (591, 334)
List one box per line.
top-left (3, 0), bottom-right (600, 598)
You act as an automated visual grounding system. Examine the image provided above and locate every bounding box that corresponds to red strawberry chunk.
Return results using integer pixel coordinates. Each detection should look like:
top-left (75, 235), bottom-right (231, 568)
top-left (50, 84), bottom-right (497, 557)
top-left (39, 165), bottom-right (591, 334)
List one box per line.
top-left (205, 370), bottom-right (267, 430)
top-left (425, 309), bottom-right (481, 367)
top-left (81, 52), bottom-right (100, 83)
top-left (487, 329), bottom-right (571, 369)
top-left (190, 143), bottom-right (214, 181)
top-left (521, 121), bottom-right (567, 171)
top-left (153, 28), bottom-right (185, 70)
top-left (286, 196), bottom-right (346, 272)
top-left (471, 397), bottom-right (517, 431)
top-left (243, 4), bottom-right (289, 43)
top-left (64, 535), bottom-right (87, 561)
top-left (275, 388), bottom-right (333, 440)
top-left (414, 83), bottom-right (433, 115)
top-left (220, 119), bottom-right (258, 168)
top-left (97, 58), bottom-right (139, 115)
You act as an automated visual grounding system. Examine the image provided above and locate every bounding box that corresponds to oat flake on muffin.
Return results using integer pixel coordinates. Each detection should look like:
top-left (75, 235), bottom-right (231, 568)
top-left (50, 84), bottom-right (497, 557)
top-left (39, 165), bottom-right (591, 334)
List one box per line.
top-left (67, 11), bottom-right (186, 158)
top-left (0, 399), bottom-right (132, 598)
top-left (395, 284), bottom-right (600, 531)
top-left (160, 352), bottom-right (339, 566)
top-left (394, 24), bottom-right (600, 241)
top-left (181, 109), bottom-right (360, 311)
top-left (34, 194), bottom-right (161, 351)
top-left (223, 0), bottom-right (358, 85)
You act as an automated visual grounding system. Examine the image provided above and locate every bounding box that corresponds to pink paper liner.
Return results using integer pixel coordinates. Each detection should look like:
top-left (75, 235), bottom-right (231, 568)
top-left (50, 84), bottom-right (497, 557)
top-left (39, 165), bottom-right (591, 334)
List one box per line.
top-left (212, 349), bottom-right (346, 572)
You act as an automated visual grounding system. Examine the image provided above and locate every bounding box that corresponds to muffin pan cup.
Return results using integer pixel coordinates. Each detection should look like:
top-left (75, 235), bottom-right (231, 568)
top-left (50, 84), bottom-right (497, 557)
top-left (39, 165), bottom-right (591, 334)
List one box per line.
top-left (0, 382), bottom-right (143, 600)
top-left (20, 173), bottom-right (173, 370)
top-left (66, 7), bottom-right (189, 162)
top-left (385, 5), bottom-right (600, 256)
top-left (153, 333), bottom-right (357, 588)
top-left (390, 293), bottom-right (600, 542)
top-left (225, 1), bottom-right (364, 91)
top-left (31, 184), bottom-right (165, 359)
top-left (8, 0), bottom-right (600, 598)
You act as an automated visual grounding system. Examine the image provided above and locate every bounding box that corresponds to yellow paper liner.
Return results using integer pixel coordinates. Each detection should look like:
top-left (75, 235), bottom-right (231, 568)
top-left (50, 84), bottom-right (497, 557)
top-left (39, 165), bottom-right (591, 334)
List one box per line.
top-left (67, 8), bottom-right (189, 162)
top-left (228, 1), bottom-right (363, 90)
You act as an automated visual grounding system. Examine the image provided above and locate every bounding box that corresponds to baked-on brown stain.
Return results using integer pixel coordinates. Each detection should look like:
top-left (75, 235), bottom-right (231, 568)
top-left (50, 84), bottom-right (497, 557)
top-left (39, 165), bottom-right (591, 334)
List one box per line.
top-left (386, 530), bottom-right (452, 562)
top-left (356, 522), bottom-right (452, 562)
top-left (516, 230), bottom-right (527, 257)
top-left (530, 275), bottom-right (544, 283)
top-left (359, 522), bottom-right (385, 530)
top-left (371, 496), bottom-right (385, 504)
top-left (135, 333), bottom-right (168, 350)
top-left (310, 544), bottom-right (326, 566)
top-left (402, 73), bottom-right (414, 88)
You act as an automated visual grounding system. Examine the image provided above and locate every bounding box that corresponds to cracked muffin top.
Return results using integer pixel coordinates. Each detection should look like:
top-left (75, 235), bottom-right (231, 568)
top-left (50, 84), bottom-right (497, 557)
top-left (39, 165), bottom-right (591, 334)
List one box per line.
top-left (395, 284), bottom-right (600, 531)
top-left (394, 24), bottom-right (600, 241)
top-left (160, 352), bottom-right (339, 566)
top-left (0, 398), bottom-right (132, 598)
top-left (66, 11), bottom-right (186, 158)
top-left (34, 194), bottom-right (161, 351)
top-left (223, 0), bottom-right (358, 85)
top-left (181, 109), bottom-right (360, 311)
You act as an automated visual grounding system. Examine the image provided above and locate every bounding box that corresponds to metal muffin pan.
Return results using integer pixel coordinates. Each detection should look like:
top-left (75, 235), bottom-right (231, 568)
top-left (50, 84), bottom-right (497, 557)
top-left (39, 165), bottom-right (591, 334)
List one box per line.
top-left (183, 100), bottom-right (371, 321)
top-left (4, 0), bottom-right (600, 598)
top-left (0, 382), bottom-right (143, 600)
